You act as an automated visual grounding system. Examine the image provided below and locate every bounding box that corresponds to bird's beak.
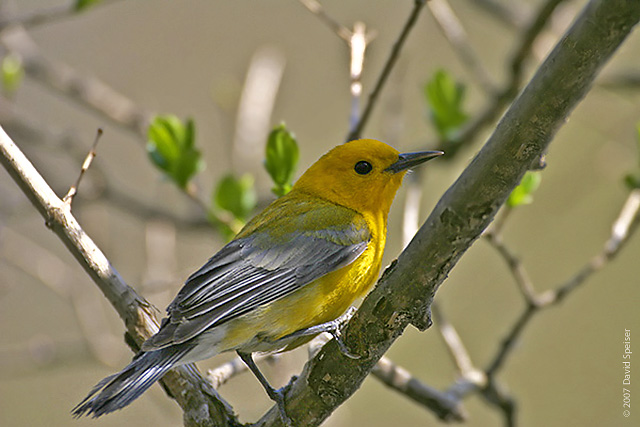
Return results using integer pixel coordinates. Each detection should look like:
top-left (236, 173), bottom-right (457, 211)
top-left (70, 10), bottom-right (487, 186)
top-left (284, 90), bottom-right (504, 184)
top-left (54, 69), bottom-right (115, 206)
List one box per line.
top-left (385, 150), bottom-right (444, 173)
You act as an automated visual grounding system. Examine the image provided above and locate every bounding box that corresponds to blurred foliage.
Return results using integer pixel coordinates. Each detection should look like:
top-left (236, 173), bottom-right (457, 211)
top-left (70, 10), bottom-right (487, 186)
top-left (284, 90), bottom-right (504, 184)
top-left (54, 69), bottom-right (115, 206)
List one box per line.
top-left (214, 174), bottom-right (256, 222)
top-left (213, 173), bottom-right (257, 239)
top-left (507, 171), bottom-right (542, 207)
top-left (265, 123), bottom-right (299, 196)
top-left (145, 119), bottom-right (299, 239)
top-left (424, 69), bottom-right (468, 142)
top-left (147, 115), bottom-right (203, 189)
top-left (1, 53), bottom-right (24, 96)
top-left (75, 0), bottom-right (102, 12)
top-left (623, 122), bottom-right (640, 189)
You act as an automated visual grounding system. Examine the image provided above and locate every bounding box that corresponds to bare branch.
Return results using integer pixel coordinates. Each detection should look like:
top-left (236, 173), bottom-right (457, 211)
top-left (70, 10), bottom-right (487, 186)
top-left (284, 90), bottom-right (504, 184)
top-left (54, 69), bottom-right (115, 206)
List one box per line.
top-left (428, 0), bottom-right (497, 94)
top-left (0, 0), bottom-right (124, 31)
top-left (509, 0), bottom-right (567, 88)
top-left (486, 188), bottom-right (640, 378)
top-left (480, 379), bottom-right (517, 427)
top-left (63, 128), bottom-right (102, 206)
top-left (471, 0), bottom-right (531, 29)
top-left (1, 28), bottom-right (152, 137)
top-left (549, 188), bottom-right (640, 304)
top-left (599, 71), bottom-right (640, 89)
top-left (0, 227), bottom-right (124, 366)
top-left (207, 353), bottom-right (278, 389)
top-left (348, 21), bottom-right (369, 135)
top-left (0, 125), bottom-right (237, 426)
top-left (232, 46), bottom-right (286, 173)
top-left (447, 0), bottom-right (569, 158)
top-left (347, 0), bottom-right (427, 142)
top-left (432, 303), bottom-right (484, 383)
top-left (297, 1), bottom-right (376, 137)
top-left (483, 230), bottom-right (539, 305)
top-left (297, 0), bottom-right (352, 42)
top-left (371, 356), bottom-right (467, 422)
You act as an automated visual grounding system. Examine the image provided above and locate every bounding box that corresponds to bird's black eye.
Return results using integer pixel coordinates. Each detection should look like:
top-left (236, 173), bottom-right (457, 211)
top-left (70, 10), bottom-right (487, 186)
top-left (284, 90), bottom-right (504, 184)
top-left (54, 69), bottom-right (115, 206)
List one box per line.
top-left (354, 160), bottom-right (373, 175)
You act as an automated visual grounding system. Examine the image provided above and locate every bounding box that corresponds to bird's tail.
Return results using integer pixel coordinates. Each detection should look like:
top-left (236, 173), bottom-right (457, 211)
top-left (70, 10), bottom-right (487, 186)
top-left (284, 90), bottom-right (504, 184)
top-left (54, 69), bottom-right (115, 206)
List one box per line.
top-left (72, 344), bottom-right (191, 418)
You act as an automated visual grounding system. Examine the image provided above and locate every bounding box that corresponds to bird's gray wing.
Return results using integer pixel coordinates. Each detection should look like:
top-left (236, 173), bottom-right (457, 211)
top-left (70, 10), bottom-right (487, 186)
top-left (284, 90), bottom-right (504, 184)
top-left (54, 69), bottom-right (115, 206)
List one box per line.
top-left (142, 201), bottom-right (370, 350)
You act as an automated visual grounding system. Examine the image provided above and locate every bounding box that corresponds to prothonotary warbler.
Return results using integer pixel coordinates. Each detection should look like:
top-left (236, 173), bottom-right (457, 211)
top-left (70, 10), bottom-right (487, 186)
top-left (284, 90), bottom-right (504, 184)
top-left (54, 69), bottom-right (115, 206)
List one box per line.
top-left (73, 138), bottom-right (443, 425)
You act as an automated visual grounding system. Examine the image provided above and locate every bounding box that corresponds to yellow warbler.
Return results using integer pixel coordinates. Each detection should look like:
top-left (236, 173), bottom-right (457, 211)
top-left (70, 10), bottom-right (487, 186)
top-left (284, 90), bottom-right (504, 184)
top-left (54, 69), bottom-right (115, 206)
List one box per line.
top-left (73, 138), bottom-right (442, 424)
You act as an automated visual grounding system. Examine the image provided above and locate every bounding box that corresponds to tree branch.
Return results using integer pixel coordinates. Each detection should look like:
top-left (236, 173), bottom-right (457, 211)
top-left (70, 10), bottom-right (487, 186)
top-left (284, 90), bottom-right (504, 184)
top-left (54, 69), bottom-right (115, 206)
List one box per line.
top-left (256, 1), bottom-right (640, 425)
top-left (0, 0), bottom-right (124, 31)
top-left (0, 125), bottom-right (238, 427)
top-left (428, 0), bottom-right (497, 95)
top-left (1, 28), bottom-right (151, 137)
top-left (445, 0), bottom-right (567, 158)
top-left (346, 0), bottom-right (427, 142)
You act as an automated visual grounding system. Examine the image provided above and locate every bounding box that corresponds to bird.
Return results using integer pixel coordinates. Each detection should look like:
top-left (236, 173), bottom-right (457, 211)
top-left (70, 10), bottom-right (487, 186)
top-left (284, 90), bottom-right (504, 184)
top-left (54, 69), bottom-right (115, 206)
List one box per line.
top-left (72, 138), bottom-right (443, 425)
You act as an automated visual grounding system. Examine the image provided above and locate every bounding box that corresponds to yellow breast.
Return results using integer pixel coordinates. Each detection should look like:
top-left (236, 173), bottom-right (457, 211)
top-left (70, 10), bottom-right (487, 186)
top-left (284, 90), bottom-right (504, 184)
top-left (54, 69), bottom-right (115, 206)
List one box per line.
top-left (221, 210), bottom-right (386, 352)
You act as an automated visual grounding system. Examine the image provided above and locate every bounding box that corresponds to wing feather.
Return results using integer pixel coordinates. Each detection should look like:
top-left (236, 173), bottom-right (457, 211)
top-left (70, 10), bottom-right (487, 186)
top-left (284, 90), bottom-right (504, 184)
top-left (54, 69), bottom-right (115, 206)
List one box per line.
top-left (143, 198), bottom-right (371, 350)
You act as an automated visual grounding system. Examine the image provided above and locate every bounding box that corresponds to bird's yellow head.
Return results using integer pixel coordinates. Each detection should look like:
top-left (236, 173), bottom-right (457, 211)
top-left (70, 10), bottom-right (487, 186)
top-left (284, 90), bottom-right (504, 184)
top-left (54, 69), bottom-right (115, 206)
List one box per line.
top-left (293, 139), bottom-right (442, 217)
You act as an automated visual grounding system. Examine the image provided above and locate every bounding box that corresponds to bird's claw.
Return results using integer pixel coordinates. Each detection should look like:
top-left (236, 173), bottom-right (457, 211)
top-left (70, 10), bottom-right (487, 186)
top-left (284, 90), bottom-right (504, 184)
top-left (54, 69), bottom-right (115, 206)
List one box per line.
top-left (328, 306), bottom-right (360, 359)
top-left (268, 387), bottom-right (293, 427)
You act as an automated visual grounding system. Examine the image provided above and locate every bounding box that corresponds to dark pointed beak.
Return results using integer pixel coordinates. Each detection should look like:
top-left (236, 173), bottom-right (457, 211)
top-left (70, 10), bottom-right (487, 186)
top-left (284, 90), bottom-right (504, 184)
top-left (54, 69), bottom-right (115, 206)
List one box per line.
top-left (385, 150), bottom-right (444, 173)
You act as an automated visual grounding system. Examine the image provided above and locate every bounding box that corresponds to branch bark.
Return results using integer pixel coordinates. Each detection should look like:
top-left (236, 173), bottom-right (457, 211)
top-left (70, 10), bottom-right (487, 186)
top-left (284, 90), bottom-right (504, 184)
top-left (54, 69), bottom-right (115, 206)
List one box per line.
top-left (256, 1), bottom-right (640, 425)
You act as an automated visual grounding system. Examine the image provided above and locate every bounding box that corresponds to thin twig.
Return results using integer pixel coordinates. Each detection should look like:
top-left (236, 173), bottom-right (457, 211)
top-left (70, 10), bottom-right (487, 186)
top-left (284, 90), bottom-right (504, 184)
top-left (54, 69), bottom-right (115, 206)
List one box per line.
top-left (599, 72), bottom-right (640, 89)
top-left (0, 125), bottom-right (238, 426)
top-left (0, 0), bottom-right (124, 31)
top-left (0, 30), bottom-right (234, 232)
top-left (297, 0), bottom-right (352, 41)
top-left (427, 0), bottom-right (497, 95)
top-left (432, 303), bottom-right (484, 384)
top-left (0, 227), bottom-right (124, 366)
top-left (481, 379), bottom-right (517, 427)
top-left (348, 21), bottom-right (368, 134)
top-left (63, 128), bottom-right (102, 206)
top-left (206, 353), bottom-right (277, 389)
top-left (1, 28), bottom-right (152, 137)
top-left (0, 101), bottom-right (214, 229)
top-left (402, 173), bottom-right (423, 249)
top-left (487, 205), bottom-right (513, 237)
top-left (472, 0), bottom-right (531, 29)
top-left (0, 4), bottom-right (70, 31)
top-left (372, 356), bottom-right (467, 422)
top-left (347, 0), bottom-right (427, 142)
top-left (483, 230), bottom-right (538, 305)
top-left (446, 0), bottom-right (568, 158)
top-left (551, 188), bottom-right (640, 303)
top-left (297, 1), bottom-right (375, 136)
top-left (485, 188), bottom-right (640, 377)
top-left (509, 0), bottom-right (567, 88)
top-left (232, 46), bottom-right (285, 173)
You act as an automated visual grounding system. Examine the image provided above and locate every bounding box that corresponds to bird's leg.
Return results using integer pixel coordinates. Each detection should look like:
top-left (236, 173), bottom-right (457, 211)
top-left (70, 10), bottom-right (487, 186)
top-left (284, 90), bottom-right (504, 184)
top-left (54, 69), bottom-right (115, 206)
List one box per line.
top-left (280, 306), bottom-right (360, 359)
top-left (236, 351), bottom-right (293, 427)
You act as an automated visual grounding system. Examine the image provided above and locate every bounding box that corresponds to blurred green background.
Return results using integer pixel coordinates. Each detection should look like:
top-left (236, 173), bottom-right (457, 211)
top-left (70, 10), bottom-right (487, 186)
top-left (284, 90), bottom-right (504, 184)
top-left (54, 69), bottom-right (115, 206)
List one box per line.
top-left (1, 1), bottom-right (639, 426)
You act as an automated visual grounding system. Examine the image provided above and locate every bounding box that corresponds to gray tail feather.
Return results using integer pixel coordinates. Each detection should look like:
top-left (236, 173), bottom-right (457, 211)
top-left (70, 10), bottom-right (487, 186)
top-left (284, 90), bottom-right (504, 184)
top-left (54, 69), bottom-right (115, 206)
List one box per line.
top-left (72, 345), bottom-right (191, 418)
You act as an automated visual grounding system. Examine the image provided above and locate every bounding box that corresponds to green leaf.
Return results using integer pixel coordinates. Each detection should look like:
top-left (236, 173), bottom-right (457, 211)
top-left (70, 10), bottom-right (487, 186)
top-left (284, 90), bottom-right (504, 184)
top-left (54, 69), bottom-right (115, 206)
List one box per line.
top-left (214, 173), bottom-right (256, 221)
top-left (507, 171), bottom-right (542, 207)
top-left (75, 0), bottom-right (102, 12)
top-left (424, 69), bottom-right (468, 142)
top-left (624, 123), bottom-right (640, 189)
top-left (146, 115), bottom-right (203, 189)
top-left (636, 122), bottom-right (640, 167)
top-left (624, 173), bottom-right (640, 190)
top-left (1, 53), bottom-right (24, 95)
top-left (264, 124), bottom-right (299, 196)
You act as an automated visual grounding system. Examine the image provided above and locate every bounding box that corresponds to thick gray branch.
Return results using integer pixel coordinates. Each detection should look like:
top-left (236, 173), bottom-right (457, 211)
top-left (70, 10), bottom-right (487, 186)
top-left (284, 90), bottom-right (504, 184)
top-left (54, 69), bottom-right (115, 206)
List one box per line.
top-left (256, 1), bottom-right (640, 425)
